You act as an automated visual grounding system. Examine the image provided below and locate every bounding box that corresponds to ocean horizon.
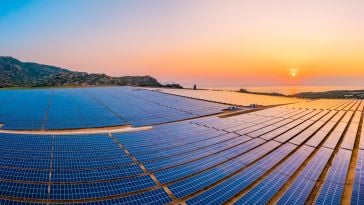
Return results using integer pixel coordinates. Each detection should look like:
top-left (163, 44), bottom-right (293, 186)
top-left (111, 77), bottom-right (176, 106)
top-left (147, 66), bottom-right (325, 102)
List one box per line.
top-left (180, 85), bottom-right (364, 95)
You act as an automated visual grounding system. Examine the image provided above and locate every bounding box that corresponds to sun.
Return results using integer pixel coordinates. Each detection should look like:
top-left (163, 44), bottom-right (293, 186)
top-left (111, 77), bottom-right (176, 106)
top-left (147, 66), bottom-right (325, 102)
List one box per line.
top-left (289, 68), bottom-right (298, 77)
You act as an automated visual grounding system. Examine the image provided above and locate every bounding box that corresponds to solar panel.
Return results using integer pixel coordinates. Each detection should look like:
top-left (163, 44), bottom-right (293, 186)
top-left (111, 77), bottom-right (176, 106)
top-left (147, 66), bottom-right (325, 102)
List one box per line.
top-left (169, 159), bottom-right (243, 199)
top-left (0, 168), bottom-right (49, 182)
top-left (186, 166), bottom-right (266, 204)
top-left (277, 145), bottom-right (314, 176)
top-left (351, 150), bottom-right (364, 205)
top-left (184, 141), bottom-right (296, 204)
top-left (258, 120), bottom-right (303, 141)
top-left (315, 149), bottom-right (352, 204)
top-left (242, 141), bottom-right (287, 167)
top-left (234, 145), bottom-right (314, 204)
top-left (51, 165), bottom-right (143, 183)
top-left (0, 199), bottom-right (38, 205)
top-left (85, 188), bottom-right (172, 205)
top-left (277, 147), bottom-right (332, 204)
top-left (0, 182), bottom-right (48, 200)
top-left (316, 180), bottom-right (344, 205)
top-left (0, 97), bottom-right (361, 204)
top-left (154, 138), bottom-right (264, 184)
top-left (142, 134), bottom-right (246, 171)
top-left (277, 178), bottom-right (315, 205)
top-left (289, 122), bottom-right (324, 145)
top-left (50, 175), bottom-right (156, 200)
top-left (235, 172), bottom-right (289, 205)
top-left (132, 132), bottom-right (240, 161)
top-left (0, 87), bottom-right (227, 130)
top-left (324, 131), bottom-right (345, 149)
top-left (360, 123), bottom-right (364, 150)
top-left (340, 123), bottom-right (360, 150)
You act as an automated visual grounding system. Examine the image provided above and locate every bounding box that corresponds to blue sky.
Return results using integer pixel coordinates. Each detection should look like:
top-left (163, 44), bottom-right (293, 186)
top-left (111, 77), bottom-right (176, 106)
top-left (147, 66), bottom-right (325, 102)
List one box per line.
top-left (1, 0), bottom-right (364, 86)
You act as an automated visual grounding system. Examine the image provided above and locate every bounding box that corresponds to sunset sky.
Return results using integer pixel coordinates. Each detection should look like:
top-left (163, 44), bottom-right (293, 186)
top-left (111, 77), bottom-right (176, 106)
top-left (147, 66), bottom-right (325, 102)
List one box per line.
top-left (1, 0), bottom-right (364, 86)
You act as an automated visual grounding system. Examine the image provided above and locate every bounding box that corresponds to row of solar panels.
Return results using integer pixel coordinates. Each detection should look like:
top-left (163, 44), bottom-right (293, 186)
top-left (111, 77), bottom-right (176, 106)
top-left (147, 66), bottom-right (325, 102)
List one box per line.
top-left (184, 100), bottom-right (363, 204)
top-left (0, 87), bottom-right (227, 130)
top-left (118, 99), bottom-right (363, 204)
top-left (0, 99), bottom-right (363, 204)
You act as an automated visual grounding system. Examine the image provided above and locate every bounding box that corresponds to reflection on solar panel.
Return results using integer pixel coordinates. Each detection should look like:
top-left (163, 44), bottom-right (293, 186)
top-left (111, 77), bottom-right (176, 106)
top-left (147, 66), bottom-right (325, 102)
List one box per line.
top-left (360, 122), bottom-right (364, 150)
top-left (0, 90), bottom-right (362, 204)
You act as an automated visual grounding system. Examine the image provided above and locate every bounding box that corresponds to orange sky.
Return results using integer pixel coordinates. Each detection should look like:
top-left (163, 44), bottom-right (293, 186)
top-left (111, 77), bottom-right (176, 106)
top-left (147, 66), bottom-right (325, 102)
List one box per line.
top-left (1, 0), bottom-right (364, 86)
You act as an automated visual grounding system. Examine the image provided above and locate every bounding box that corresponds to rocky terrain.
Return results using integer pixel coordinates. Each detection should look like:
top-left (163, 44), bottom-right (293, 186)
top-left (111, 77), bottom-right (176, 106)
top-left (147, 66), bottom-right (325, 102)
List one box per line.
top-left (0, 56), bottom-right (163, 88)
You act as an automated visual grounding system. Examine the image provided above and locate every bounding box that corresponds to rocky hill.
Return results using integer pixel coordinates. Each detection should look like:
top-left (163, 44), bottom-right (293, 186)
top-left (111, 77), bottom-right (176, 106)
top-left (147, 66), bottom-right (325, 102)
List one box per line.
top-left (0, 56), bottom-right (162, 87)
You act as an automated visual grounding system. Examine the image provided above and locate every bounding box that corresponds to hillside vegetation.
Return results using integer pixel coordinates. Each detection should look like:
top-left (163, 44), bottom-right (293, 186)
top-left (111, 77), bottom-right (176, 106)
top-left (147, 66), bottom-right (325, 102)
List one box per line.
top-left (0, 56), bottom-right (162, 87)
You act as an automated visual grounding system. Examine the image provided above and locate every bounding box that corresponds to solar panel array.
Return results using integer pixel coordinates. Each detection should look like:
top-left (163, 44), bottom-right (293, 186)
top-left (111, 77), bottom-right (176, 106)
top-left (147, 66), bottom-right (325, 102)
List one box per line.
top-left (145, 87), bottom-right (306, 106)
top-left (0, 94), bottom-right (363, 204)
top-left (0, 87), bottom-right (226, 130)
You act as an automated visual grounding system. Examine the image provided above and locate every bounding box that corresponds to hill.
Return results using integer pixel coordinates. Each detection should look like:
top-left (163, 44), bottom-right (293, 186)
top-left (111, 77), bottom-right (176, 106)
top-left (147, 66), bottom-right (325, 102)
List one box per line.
top-left (0, 56), bottom-right (162, 87)
top-left (294, 90), bottom-right (364, 99)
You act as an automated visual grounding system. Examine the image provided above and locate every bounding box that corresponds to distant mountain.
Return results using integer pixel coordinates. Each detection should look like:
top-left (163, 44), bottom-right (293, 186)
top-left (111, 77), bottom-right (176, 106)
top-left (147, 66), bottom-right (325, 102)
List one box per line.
top-left (0, 56), bottom-right (70, 87)
top-left (294, 90), bottom-right (364, 99)
top-left (0, 56), bottom-right (163, 87)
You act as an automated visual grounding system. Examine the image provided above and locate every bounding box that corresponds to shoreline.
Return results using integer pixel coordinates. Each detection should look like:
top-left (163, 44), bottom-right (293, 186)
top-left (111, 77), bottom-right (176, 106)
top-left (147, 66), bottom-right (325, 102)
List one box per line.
top-left (1, 84), bottom-right (364, 99)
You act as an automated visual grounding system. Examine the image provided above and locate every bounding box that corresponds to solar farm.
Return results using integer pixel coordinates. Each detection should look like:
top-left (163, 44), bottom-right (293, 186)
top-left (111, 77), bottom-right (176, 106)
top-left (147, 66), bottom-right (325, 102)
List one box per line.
top-left (145, 88), bottom-right (306, 106)
top-left (0, 87), bottom-right (363, 205)
top-left (0, 87), bottom-right (226, 130)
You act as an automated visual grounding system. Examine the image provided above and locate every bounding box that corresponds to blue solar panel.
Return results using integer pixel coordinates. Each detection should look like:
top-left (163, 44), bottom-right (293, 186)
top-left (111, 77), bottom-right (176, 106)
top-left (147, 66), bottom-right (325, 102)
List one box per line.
top-left (52, 165), bottom-right (143, 183)
top-left (116, 124), bottom-right (222, 151)
top-left (184, 142), bottom-right (295, 204)
top-left (143, 134), bottom-right (248, 171)
top-left (289, 121), bottom-right (325, 145)
top-left (155, 138), bottom-right (264, 184)
top-left (315, 149), bottom-right (351, 204)
top-left (170, 143), bottom-right (292, 201)
top-left (186, 166), bottom-right (266, 204)
top-left (301, 147), bottom-right (333, 180)
top-left (277, 147), bottom-right (332, 204)
top-left (0, 95), bottom-right (361, 204)
top-left (277, 178), bottom-right (315, 205)
top-left (84, 188), bottom-right (172, 205)
top-left (235, 172), bottom-right (289, 205)
top-left (351, 150), bottom-right (364, 205)
top-left (254, 143), bottom-right (296, 170)
top-left (53, 134), bottom-right (134, 169)
top-left (0, 199), bottom-right (42, 205)
top-left (0, 134), bottom-right (52, 171)
top-left (0, 90), bottom-right (52, 130)
top-left (277, 145), bottom-right (314, 176)
top-left (316, 180), bottom-right (344, 205)
top-left (0, 182), bottom-right (48, 200)
top-left (85, 87), bottom-right (226, 127)
top-left (234, 141), bottom-right (281, 165)
top-left (50, 175), bottom-right (156, 200)
top-left (134, 132), bottom-right (239, 162)
top-left (275, 120), bottom-right (316, 143)
top-left (169, 159), bottom-right (243, 199)
top-left (0, 132), bottom-right (165, 203)
top-left (0, 87), bottom-right (226, 130)
top-left (0, 168), bottom-right (49, 182)
top-left (234, 145), bottom-right (313, 204)
top-left (325, 149), bottom-right (351, 183)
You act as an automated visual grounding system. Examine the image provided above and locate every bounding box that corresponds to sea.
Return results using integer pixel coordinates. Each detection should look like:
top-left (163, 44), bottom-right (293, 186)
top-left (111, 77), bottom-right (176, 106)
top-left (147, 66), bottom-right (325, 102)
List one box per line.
top-left (180, 85), bottom-right (364, 96)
